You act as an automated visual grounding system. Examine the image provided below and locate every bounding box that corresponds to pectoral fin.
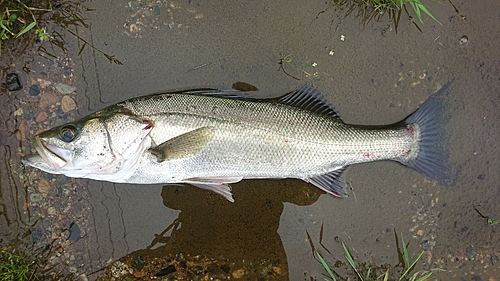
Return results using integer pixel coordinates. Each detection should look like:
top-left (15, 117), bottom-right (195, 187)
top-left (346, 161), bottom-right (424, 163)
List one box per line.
top-left (151, 126), bottom-right (214, 162)
top-left (183, 176), bottom-right (244, 202)
top-left (303, 167), bottom-right (349, 197)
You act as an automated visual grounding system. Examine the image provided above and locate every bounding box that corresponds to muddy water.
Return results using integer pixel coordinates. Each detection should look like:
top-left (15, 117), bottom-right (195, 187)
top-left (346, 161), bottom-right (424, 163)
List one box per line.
top-left (1, 0), bottom-right (499, 280)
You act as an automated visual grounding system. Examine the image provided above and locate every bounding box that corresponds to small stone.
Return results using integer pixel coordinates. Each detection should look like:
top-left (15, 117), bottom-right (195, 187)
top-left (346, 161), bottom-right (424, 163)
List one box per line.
top-left (477, 174), bottom-right (485, 180)
top-left (48, 207), bottom-right (56, 215)
top-left (36, 111), bottom-right (48, 122)
top-left (55, 175), bottom-right (70, 185)
top-left (232, 269), bottom-right (245, 279)
top-left (30, 227), bottom-right (43, 244)
top-left (153, 5), bottom-right (160, 15)
top-left (111, 261), bottom-right (131, 278)
top-left (6, 73), bottom-right (22, 91)
top-left (14, 108), bottom-right (23, 116)
top-left (154, 265), bottom-right (176, 277)
top-left (29, 85), bottom-right (40, 96)
top-left (23, 110), bottom-right (34, 121)
top-left (133, 270), bottom-right (145, 278)
top-left (16, 120), bottom-right (26, 141)
top-left (30, 193), bottom-right (44, 203)
top-left (69, 223), bottom-right (81, 242)
top-left (61, 96), bottom-right (76, 112)
top-left (37, 78), bottom-right (52, 88)
top-left (39, 92), bottom-right (59, 108)
top-left (220, 264), bottom-right (230, 274)
top-left (38, 179), bottom-right (50, 196)
top-left (192, 266), bottom-right (203, 275)
top-left (459, 35), bottom-right (468, 45)
top-left (207, 264), bottom-right (224, 275)
top-left (273, 266), bottom-right (285, 276)
top-left (54, 83), bottom-right (76, 95)
top-left (132, 256), bottom-right (145, 270)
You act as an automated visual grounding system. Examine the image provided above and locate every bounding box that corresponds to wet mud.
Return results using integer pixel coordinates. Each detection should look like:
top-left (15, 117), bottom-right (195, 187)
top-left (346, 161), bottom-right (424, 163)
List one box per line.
top-left (1, 0), bottom-right (499, 280)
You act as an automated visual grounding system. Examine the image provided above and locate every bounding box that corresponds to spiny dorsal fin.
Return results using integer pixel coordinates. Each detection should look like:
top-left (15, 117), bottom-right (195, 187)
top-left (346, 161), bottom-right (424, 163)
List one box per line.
top-left (150, 126), bottom-right (214, 162)
top-left (278, 85), bottom-right (340, 119)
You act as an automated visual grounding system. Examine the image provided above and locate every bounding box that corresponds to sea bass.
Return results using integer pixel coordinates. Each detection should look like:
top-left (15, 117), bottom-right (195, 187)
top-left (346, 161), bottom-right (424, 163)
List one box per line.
top-left (23, 85), bottom-right (454, 202)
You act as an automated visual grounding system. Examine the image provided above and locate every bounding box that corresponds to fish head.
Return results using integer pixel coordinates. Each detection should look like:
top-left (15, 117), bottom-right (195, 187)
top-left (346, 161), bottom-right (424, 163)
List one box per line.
top-left (24, 110), bottom-right (154, 181)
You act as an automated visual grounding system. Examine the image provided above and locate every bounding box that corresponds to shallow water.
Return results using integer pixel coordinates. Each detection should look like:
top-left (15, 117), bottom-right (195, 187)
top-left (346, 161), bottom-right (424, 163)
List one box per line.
top-left (1, 0), bottom-right (499, 280)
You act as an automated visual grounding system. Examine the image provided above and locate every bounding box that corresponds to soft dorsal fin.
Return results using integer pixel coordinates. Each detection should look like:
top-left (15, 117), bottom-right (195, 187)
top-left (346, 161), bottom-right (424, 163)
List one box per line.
top-left (278, 85), bottom-right (340, 118)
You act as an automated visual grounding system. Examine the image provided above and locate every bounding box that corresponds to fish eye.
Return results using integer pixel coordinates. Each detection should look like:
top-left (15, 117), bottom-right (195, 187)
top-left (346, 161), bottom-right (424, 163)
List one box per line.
top-left (59, 125), bottom-right (78, 142)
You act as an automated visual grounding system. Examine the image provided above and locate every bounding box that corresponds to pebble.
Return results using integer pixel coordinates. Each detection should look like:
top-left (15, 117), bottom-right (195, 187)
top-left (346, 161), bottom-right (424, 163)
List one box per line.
top-left (29, 85), bottom-right (41, 96)
top-left (232, 269), bottom-right (245, 279)
top-left (38, 179), bottom-right (51, 196)
top-left (36, 111), bottom-right (48, 122)
top-left (54, 82), bottom-right (77, 95)
top-left (132, 256), bottom-right (145, 270)
top-left (48, 207), bottom-right (56, 215)
top-left (273, 266), bottom-right (284, 276)
top-left (30, 193), bottom-right (44, 203)
top-left (6, 73), bottom-right (22, 91)
top-left (154, 265), bottom-right (176, 276)
top-left (14, 108), bottom-right (23, 116)
top-left (30, 227), bottom-right (43, 244)
top-left (133, 270), bottom-right (145, 278)
top-left (16, 120), bottom-right (27, 141)
top-left (37, 78), bottom-right (52, 88)
top-left (111, 261), bottom-right (131, 278)
top-left (460, 35), bottom-right (469, 45)
top-left (39, 92), bottom-right (59, 108)
top-left (61, 96), bottom-right (76, 112)
top-left (23, 110), bottom-right (34, 121)
top-left (55, 175), bottom-right (70, 185)
top-left (153, 5), bottom-right (160, 15)
top-left (69, 223), bottom-right (81, 242)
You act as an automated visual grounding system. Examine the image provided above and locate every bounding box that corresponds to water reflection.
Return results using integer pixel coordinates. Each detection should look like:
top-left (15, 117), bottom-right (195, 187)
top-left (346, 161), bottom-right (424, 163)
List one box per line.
top-left (99, 180), bottom-right (323, 280)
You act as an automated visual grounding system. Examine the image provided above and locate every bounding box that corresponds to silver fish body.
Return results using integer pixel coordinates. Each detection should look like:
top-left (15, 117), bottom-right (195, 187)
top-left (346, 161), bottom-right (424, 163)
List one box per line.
top-left (23, 85), bottom-right (453, 201)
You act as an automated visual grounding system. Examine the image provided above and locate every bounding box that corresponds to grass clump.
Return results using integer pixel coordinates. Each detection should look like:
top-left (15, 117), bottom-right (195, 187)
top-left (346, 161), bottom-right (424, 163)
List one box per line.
top-left (0, 249), bottom-right (35, 281)
top-left (317, 0), bottom-right (442, 33)
top-left (0, 0), bottom-right (52, 55)
top-left (314, 232), bottom-right (432, 281)
top-left (363, 0), bottom-right (440, 25)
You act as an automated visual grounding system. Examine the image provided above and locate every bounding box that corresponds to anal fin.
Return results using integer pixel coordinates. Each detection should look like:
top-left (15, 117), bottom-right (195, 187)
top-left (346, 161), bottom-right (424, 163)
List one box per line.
top-left (183, 176), bottom-right (244, 202)
top-left (303, 167), bottom-right (349, 197)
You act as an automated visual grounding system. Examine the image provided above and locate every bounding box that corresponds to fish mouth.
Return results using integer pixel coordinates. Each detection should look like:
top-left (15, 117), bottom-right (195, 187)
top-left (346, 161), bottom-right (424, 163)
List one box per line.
top-left (32, 136), bottom-right (71, 171)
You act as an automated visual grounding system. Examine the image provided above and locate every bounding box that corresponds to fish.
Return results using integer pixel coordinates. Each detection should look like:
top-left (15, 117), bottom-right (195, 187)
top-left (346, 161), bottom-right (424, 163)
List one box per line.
top-left (22, 84), bottom-right (455, 202)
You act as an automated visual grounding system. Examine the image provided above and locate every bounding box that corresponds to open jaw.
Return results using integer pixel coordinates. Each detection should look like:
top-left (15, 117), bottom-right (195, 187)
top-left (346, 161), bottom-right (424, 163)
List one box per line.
top-left (33, 136), bottom-right (71, 171)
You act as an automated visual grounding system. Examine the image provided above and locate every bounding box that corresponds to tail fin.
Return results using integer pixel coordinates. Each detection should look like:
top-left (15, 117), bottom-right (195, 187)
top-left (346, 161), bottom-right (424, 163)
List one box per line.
top-left (399, 82), bottom-right (458, 186)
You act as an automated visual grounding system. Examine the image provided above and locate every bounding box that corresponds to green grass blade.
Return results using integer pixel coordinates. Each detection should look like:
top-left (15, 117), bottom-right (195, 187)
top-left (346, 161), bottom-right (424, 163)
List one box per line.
top-left (399, 251), bottom-right (425, 281)
top-left (402, 234), bottom-right (409, 268)
top-left (383, 269), bottom-right (389, 281)
top-left (416, 3), bottom-right (442, 25)
top-left (415, 271), bottom-right (433, 281)
top-left (0, 21), bottom-right (15, 35)
top-left (316, 251), bottom-right (337, 281)
top-left (408, 1), bottom-right (423, 23)
top-left (15, 21), bottom-right (36, 37)
top-left (342, 243), bottom-right (364, 281)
